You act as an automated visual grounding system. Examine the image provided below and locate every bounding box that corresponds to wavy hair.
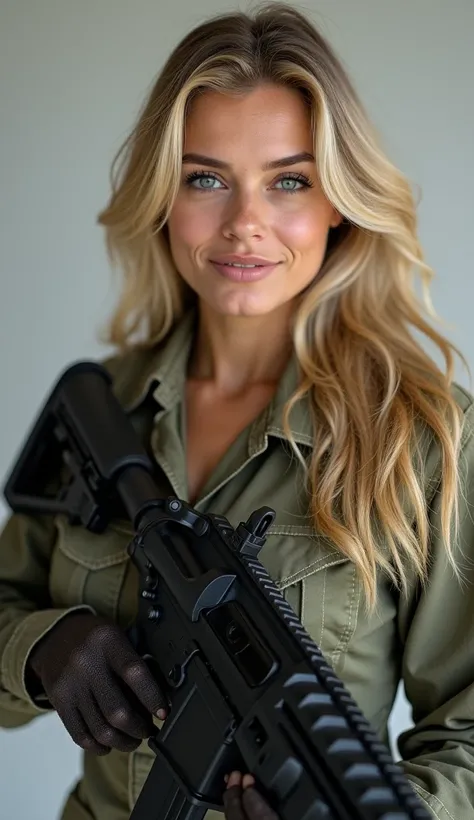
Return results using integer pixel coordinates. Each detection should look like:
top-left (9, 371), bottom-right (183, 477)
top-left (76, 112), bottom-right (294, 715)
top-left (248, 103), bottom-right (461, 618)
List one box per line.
top-left (97, 2), bottom-right (467, 610)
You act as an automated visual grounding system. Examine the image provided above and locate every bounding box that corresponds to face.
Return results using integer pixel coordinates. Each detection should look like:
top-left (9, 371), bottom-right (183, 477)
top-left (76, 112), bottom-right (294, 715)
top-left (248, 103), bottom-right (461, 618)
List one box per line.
top-left (166, 83), bottom-right (342, 319)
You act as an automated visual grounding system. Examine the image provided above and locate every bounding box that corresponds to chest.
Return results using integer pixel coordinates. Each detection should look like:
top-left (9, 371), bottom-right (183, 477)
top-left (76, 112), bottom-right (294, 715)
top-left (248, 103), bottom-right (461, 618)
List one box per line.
top-left (184, 381), bottom-right (276, 505)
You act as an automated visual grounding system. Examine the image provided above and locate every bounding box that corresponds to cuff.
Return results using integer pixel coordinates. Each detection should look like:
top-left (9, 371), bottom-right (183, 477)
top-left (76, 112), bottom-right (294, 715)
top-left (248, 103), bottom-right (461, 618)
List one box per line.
top-left (1, 606), bottom-right (95, 711)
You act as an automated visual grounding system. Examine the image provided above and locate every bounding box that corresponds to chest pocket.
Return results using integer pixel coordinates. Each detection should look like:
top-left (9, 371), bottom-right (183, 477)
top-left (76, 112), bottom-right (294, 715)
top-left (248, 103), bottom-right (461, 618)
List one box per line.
top-left (49, 515), bottom-right (135, 624)
top-left (258, 525), bottom-right (360, 672)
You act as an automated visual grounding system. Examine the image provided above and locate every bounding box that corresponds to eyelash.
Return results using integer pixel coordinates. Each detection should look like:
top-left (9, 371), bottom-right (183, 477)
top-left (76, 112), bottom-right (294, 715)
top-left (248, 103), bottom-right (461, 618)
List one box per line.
top-left (183, 169), bottom-right (314, 194)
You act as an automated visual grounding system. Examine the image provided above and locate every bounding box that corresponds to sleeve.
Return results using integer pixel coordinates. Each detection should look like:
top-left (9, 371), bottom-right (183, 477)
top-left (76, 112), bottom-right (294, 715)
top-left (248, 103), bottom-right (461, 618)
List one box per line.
top-left (0, 354), bottom-right (129, 727)
top-left (0, 509), bottom-right (94, 727)
top-left (396, 400), bottom-right (474, 819)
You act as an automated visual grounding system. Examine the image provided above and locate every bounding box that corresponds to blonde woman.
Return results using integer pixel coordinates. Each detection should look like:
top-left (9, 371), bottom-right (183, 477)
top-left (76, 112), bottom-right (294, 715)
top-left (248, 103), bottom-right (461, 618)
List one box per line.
top-left (1, 4), bottom-right (473, 820)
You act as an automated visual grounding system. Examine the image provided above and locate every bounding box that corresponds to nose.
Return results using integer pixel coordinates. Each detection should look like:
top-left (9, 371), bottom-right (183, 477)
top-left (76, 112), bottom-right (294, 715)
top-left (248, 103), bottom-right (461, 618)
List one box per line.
top-left (221, 190), bottom-right (268, 242)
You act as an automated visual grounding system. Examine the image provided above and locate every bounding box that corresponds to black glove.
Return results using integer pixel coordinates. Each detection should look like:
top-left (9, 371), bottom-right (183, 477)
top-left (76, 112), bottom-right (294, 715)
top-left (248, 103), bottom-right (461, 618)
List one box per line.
top-left (223, 772), bottom-right (279, 820)
top-left (27, 611), bottom-right (168, 755)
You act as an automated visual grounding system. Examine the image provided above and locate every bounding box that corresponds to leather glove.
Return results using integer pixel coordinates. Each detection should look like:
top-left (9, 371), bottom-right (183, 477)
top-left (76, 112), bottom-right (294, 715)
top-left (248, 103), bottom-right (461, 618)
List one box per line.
top-left (27, 611), bottom-right (168, 755)
top-left (223, 772), bottom-right (279, 820)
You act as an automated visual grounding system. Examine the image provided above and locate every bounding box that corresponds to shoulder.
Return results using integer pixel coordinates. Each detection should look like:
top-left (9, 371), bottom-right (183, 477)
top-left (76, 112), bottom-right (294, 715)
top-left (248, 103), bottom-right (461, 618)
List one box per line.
top-left (99, 346), bottom-right (150, 381)
top-left (450, 381), bottom-right (474, 411)
top-left (95, 311), bottom-right (196, 409)
top-left (97, 344), bottom-right (163, 409)
top-left (416, 380), bottom-right (474, 502)
top-left (450, 381), bottom-right (474, 445)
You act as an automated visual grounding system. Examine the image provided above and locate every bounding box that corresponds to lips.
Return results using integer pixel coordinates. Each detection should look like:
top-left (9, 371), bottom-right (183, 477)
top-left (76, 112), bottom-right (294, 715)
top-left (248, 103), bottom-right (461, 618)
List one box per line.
top-left (210, 259), bottom-right (281, 283)
top-left (209, 255), bottom-right (279, 266)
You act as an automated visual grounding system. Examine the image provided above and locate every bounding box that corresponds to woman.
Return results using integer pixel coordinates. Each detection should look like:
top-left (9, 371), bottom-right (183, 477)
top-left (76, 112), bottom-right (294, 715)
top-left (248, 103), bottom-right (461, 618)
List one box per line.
top-left (1, 3), bottom-right (473, 819)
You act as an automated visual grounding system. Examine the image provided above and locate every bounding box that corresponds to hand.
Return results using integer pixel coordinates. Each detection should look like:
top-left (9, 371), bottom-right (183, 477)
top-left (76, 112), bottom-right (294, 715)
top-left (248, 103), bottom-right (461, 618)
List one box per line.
top-left (27, 611), bottom-right (168, 755)
top-left (223, 772), bottom-right (279, 820)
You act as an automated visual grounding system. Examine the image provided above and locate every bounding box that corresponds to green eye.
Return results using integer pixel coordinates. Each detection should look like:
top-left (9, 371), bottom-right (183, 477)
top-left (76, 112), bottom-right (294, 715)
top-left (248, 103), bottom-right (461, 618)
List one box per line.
top-left (275, 177), bottom-right (304, 191)
top-left (185, 172), bottom-right (223, 189)
top-left (273, 173), bottom-right (312, 193)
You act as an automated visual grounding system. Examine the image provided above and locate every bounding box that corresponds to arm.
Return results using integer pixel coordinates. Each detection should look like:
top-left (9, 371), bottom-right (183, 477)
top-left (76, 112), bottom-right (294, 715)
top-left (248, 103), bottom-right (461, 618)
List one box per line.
top-left (0, 354), bottom-right (134, 727)
top-left (0, 508), bottom-right (95, 726)
top-left (397, 400), bottom-right (474, 819)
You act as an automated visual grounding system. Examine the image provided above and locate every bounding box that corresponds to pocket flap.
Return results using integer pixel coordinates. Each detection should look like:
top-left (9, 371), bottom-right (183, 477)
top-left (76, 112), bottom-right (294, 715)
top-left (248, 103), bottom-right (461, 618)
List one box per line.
top-left (54, 514), bottom-right (132, 569)
top-left (260, 527), bottom-right (349, 589)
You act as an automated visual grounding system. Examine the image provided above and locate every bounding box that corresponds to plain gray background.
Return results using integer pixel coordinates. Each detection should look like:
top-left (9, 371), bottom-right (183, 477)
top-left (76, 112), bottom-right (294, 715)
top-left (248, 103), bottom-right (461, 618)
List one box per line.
top-left (1, 1), bottom-right (473, 817)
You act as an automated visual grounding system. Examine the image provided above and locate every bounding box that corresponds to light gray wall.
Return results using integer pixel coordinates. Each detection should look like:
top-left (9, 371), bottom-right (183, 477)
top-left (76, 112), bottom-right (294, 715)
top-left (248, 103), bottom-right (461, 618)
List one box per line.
top-left (1, 1), bottom-right (473, 817)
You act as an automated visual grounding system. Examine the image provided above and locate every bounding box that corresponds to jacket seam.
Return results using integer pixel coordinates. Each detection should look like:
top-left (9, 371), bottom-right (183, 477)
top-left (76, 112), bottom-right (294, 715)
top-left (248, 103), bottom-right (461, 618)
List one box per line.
top-left (410, 782), bottom-right (455, 820)
top-left (318, 567), bottom-right (328, 650)
top-left (330, 562), bottom-right (359, 669)
top-left (267, 524), bottom-right (319, 536)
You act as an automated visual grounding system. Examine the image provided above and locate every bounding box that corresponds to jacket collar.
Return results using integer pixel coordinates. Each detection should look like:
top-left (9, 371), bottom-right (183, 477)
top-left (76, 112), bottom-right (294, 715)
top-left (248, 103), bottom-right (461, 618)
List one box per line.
top-left (117, 309), bottom-right (313, 448)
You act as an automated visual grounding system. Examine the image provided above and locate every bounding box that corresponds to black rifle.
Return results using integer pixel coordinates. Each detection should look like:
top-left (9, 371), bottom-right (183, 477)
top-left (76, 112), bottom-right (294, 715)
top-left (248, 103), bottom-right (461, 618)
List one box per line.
top-left (3, 362), bottom-right (430, 820)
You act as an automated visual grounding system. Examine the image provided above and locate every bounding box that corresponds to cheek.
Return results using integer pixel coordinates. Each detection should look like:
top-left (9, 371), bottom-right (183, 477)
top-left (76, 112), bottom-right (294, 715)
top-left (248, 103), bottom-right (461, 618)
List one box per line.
top-left (275, 208), bottom-right (329, 250)
top-left (168, 199), bottom-right (217, 253)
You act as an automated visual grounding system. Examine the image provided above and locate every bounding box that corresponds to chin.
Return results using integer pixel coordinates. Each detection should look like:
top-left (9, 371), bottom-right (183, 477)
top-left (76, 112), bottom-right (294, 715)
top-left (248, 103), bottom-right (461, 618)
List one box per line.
top-left (210, 296), bottom-right (280, 318)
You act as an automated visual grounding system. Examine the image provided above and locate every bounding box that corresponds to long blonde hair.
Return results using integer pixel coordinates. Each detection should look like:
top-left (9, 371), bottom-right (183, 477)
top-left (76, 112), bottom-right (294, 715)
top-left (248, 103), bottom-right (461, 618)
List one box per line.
top-left (97, 2), bottom-right (467, 610)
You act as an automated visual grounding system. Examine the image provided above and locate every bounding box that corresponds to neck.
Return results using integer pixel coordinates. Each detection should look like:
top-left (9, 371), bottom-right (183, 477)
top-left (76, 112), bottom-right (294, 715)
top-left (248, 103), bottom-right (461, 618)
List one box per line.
top-left (188, 301), bottom-right (294, 395)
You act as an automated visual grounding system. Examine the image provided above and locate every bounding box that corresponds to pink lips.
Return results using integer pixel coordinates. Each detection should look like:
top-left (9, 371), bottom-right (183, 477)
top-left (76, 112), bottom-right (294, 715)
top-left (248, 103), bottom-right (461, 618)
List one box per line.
top-left (209, 255), bottom-right (281, 283)
top-left (210, 261), bottom-right (280, 282)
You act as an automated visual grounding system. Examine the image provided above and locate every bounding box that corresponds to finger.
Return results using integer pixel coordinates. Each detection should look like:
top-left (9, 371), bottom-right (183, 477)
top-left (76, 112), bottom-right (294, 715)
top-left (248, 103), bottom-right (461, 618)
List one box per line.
top-left (112, 651), bottom-right (168, 719)
top-left (79, 691), bottom-right (143, 754)
top-left (223, 785), bottom-right (246, 820)
top-left (242, 774), bottom-right (255, 789)
top-left (93, 672), bottom-right (155, 740)
top-left (58, 705), bottom-right (111, 756)
top-left (227, 772), bottom-right (243, 788)
top-left (242, 787), bottom-right (279, 820)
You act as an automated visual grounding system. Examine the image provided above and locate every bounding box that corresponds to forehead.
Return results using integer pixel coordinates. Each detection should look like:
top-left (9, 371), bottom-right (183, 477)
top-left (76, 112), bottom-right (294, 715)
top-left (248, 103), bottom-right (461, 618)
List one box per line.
top-left (183, 84), bottom-right (313, 157)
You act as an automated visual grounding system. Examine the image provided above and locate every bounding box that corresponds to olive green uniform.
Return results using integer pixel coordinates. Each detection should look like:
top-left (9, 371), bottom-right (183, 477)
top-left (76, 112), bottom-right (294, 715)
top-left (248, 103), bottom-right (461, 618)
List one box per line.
top-left (1, 311), bottom-right (474, 819)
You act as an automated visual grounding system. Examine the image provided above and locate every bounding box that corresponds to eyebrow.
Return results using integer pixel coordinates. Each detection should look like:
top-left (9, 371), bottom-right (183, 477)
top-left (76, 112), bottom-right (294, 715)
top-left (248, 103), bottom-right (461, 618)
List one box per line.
top-left (181, 151), bottom-right (315, 171)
